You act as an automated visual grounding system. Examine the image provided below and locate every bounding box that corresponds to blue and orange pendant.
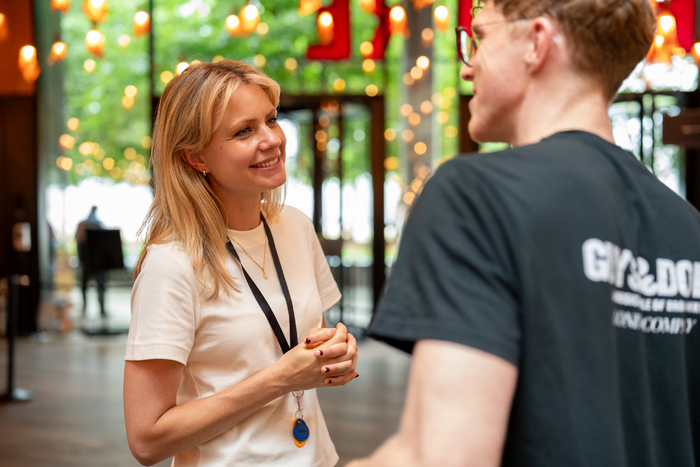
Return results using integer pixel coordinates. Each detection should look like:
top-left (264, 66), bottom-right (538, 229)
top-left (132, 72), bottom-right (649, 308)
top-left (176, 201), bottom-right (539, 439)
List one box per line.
top-left (292, 418), bottom-right (309, 447)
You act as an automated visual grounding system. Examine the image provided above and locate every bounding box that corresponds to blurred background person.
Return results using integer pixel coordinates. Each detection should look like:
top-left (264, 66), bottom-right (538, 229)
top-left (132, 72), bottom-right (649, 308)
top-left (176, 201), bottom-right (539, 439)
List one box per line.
top-left (75, 205), bottom-right (106, 318)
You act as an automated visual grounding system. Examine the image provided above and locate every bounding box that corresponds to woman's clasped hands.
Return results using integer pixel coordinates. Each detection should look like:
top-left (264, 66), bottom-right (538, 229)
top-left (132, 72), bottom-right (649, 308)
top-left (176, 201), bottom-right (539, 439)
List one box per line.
top-left (276, 322), bottom-right (359, 391)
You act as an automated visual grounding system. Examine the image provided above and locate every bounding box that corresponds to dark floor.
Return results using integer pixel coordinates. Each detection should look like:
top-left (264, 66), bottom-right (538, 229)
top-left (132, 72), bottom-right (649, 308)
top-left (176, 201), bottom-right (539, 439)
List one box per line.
top-left (0, 333), bottom-right (411, 467)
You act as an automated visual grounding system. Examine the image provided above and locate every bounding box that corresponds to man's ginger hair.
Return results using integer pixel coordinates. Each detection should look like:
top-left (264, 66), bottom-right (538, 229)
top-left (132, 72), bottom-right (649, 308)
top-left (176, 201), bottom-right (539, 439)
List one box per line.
top-left (490, 0), bottom-right (656, 99)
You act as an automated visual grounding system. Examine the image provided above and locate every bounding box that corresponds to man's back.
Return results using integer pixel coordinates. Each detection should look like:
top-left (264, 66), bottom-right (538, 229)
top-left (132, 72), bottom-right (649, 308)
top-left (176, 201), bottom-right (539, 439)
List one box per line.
top-left (370, 130), bottom-right (700, 466)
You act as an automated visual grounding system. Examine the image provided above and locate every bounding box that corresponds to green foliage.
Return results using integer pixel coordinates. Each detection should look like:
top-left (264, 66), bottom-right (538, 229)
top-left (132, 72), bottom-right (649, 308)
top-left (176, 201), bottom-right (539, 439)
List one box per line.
top-left (58, 0), bottom-right (462, 186)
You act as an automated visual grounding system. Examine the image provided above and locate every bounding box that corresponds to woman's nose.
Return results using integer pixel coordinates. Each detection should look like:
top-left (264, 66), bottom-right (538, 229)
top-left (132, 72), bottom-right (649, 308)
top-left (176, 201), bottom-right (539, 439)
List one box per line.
top-left (260, 124), bottom-right (282, 150)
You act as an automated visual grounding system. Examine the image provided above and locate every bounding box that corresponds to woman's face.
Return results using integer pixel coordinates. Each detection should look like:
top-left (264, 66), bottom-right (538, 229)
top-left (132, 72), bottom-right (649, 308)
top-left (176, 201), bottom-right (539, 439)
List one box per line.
top-left (199, 83), bottom-right (286, 204)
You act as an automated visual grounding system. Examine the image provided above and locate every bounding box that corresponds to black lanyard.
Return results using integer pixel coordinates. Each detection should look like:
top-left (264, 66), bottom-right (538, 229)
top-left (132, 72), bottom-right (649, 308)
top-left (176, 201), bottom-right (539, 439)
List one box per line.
top-left (225, 215), bottom-right (298, 354)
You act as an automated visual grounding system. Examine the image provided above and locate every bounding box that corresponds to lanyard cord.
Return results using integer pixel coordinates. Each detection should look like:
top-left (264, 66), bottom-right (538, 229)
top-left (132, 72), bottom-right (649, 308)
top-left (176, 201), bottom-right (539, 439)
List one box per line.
top-left (225, 215), bottom-right (298, 354)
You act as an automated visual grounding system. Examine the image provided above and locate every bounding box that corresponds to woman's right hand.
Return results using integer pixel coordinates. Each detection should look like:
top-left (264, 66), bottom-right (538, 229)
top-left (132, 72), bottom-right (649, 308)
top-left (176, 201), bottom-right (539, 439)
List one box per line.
top-left (276, 322), bottom-right (358, 391)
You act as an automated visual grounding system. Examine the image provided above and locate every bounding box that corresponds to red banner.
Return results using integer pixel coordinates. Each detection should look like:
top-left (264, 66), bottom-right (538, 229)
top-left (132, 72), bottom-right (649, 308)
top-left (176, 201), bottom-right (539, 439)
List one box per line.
top-left (669, 0), bottom-right (695, 51)
top-left (307, 0), bottom-right (351, 60)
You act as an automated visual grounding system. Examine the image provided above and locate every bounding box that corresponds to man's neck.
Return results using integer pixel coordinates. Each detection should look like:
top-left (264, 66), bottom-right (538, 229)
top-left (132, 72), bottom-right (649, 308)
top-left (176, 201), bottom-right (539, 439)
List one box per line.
top-left (509, 71), bottom-right (614, 148)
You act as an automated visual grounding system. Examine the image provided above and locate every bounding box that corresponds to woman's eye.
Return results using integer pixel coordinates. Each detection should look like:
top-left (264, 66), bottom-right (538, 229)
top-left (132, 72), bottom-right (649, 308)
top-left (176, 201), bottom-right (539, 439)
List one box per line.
top-left (267, 117), bottom-right (278, 126)
top-left (235, 127), bottom-right (251, 137)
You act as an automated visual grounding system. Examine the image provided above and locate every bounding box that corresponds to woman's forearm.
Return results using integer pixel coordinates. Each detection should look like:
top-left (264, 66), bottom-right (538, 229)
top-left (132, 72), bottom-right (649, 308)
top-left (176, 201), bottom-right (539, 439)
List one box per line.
top-left (125, 360), bottom-right (290, 466)
top-left (125, 324), bottom-right (357, 466)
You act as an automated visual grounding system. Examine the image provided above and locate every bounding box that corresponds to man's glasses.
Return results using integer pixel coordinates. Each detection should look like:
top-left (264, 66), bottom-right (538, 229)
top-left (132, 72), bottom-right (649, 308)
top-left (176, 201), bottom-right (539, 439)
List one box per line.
top-left (456, 26), bottom-right (476, 66)
top-left (456, 20), bottom-right (530, 67)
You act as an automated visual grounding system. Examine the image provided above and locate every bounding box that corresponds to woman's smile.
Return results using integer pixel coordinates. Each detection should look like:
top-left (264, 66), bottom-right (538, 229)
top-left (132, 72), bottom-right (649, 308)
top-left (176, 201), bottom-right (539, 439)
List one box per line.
top-left (251, 155), bottom-right (281, 169)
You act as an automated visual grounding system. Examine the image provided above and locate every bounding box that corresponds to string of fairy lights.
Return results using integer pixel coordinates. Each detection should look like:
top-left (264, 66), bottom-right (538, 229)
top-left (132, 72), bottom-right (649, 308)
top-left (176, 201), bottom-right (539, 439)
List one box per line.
top-left (3, 0), bottom-right (466, 189)
top-left (5, 0), bottom-right (695, 192)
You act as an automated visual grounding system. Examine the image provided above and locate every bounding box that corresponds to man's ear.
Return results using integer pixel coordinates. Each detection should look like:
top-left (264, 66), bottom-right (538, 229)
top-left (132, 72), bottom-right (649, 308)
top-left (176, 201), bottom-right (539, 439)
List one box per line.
top-left (181, 149), bottom-right (207, 174)
top-left (523, 16), bottom-right (557, 74)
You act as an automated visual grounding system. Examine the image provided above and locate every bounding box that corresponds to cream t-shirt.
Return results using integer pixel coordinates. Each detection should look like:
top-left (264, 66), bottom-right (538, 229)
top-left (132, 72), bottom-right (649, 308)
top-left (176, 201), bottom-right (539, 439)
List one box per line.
top-left (125, 206), bottom-right (342, 467)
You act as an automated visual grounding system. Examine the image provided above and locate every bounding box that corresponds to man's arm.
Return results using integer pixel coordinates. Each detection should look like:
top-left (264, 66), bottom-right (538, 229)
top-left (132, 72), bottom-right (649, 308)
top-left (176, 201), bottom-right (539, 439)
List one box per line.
top-left (348, 339), bottom-right (518, 467)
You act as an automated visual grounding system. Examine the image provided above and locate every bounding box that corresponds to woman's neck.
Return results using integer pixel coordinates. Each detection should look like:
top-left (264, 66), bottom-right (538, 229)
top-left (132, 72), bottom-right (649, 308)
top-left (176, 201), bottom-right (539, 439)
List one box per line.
top-left (222, 194), bottom-right (262, 231)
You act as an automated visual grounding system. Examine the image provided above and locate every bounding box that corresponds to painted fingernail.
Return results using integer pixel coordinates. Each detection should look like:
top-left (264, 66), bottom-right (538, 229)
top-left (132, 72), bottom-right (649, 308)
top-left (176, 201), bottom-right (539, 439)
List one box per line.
top-left (324, 367), bottom-right (330, 373)
top-left (317, 350), bottom-right (323, 356)
top-left (355, 374), bottom-right (359, 378)
top-left (305, 337), bottom-right (311, 344)
top-left (326, 379), bottom-right (332, 384)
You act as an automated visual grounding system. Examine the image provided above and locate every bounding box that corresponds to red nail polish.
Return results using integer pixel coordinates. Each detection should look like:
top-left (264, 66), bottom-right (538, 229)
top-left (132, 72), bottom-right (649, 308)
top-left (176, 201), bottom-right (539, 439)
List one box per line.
top-left (305, 337), bottom-right (311, 344)
top-left (326, 380), bottom-right (332, 384)
top-left (324, 367), bottom-right (330, 373)
top-left (318, 350), bottom-right (323, 356)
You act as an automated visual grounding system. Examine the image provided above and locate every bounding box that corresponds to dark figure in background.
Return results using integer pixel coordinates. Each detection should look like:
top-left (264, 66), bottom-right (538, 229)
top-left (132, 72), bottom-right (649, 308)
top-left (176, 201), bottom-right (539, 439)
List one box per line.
top-left (75, 206), bottom-right (106, 317)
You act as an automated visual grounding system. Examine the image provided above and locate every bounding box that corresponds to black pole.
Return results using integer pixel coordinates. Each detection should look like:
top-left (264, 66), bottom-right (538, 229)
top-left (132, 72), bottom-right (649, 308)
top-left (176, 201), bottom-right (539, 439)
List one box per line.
top-left (0, 275), bottom-right (33, 403)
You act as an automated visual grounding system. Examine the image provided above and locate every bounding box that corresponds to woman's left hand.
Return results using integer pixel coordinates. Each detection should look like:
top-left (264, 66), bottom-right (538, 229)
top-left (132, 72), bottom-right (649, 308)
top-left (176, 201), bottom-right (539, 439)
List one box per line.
top-left (304, 322), bottom-right (359, 384)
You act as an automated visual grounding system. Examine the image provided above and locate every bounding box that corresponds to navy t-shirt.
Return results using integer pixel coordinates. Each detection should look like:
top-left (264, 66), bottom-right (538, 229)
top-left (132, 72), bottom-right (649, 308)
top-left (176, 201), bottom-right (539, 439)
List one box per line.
top-left (369, 131), bottom-right (700, 467)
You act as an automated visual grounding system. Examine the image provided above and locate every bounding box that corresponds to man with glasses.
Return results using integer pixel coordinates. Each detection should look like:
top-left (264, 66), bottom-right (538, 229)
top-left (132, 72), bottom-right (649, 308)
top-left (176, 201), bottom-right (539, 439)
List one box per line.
top-left (350, 0), bottom-right (700, 466)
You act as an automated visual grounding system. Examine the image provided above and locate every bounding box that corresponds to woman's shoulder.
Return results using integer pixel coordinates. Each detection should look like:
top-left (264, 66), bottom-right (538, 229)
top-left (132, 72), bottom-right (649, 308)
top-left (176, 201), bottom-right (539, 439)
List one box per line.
top-left (275, 205), bottom-right (313, 229)
top-left (140, 242), bottom-right (193, 276)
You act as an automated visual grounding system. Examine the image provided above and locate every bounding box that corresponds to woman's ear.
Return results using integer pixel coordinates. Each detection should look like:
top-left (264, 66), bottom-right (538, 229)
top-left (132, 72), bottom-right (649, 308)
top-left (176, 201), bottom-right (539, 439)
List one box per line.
top-left (181, 150), bottom-right (208, 174)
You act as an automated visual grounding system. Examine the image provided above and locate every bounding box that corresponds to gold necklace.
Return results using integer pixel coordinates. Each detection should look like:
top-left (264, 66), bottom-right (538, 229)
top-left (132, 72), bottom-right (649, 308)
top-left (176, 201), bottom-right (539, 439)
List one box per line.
top-left (229, 229), bottom-right (268, 279)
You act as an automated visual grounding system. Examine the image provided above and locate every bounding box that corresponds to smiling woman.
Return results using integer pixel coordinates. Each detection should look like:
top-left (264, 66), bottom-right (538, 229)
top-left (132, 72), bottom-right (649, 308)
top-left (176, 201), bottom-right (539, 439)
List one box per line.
top-left (123, 60), bottom-right (359, 467)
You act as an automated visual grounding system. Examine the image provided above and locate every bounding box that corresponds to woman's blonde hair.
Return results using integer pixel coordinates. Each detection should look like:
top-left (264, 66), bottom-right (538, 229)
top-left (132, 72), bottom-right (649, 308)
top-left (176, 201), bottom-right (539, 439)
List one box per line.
top-left (135, 59), bottom-right (284, 299)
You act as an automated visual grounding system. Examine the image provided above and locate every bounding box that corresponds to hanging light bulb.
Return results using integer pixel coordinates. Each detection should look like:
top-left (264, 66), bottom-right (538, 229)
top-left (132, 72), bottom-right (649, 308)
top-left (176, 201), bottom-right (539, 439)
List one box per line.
top-left (0, 13), bottom-right (8, 42)
top-left (412, 0), bottom-right (435, 9)
top-left (51, 0), bottom-right (71, 13)
top-left (85, 29), bottom-right (105, 57)
top-left (646, 6), bottom-right (681, 65)
top-left (240, 4), bottom-right (260, 34)
top-left (225, 15), bottom-right (241, 36)
top-left (317, 11), bottom-right (334, 45)
top-left (48, 41), bottom-right (68, 64)
top-left (692, 42), bottom-right (700, 66)
top-left (83, 0), bottom-right (108, 24)
top-left (299, 0), bottom-right (322, 16)
top-left (359, 0), bottom-right (376, 14)
top-left (133, 11), bottom-right (150, 36)
top-left (389, 6), bottom-right (407, 35)
top-left (18, 46), bottom-right (40, 83)
top-left (176, 61), bottom-right (189, 75)
top-left (434, 5), bottom-right (449, 32)
top-left (360, 41), bottom-right (374, 58)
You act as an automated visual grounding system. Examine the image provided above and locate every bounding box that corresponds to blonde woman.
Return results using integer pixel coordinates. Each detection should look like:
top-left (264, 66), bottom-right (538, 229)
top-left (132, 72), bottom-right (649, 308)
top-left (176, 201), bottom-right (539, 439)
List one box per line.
top-left (123, 60), bottom-right (358, 467)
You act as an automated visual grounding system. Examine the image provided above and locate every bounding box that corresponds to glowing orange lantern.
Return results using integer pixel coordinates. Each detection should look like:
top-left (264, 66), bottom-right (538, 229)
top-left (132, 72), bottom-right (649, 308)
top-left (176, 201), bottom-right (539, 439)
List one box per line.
top-left (85, 29), bottom-right (105, 57)
top-left (434, 5), bottom-right (449, 31)
top-left (646, 8), bottom-right (682, 65)
top-left (48, 41), bottom-right (68, 64)
top-left (83, 0), bottom-right (108, 24)
top-left (389, 6), bottom-right (407, 35)
top-left (225, 14), bottom-right (241, 36)
top-left (359, 0), bottom-right (376, 14)
top-left (240, 4), bottom-right (260, 34)
top-left (134, 11), bottom-right (150, 36)
top-left (299, 0), bottom-right (322, 16)
top-left (18, 46), bottom-right (40, 83)
top-left (691, 42), bottom-right (700, 65)
top-left (412, 0), bottom-right (435, 9)
top-left (0, 13), bottom-right (7, 42)
top-left (51, 0), bottom-right (71, 13)
top-left (318, 12), bottom-right (334, 45)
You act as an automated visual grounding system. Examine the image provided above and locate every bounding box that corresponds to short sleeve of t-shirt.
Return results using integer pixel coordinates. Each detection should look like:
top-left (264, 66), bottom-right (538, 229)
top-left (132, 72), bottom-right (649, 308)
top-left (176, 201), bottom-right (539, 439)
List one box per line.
top-left (125, 243), bottom-right (199, 365)
top-left (310, 226), bottom-right (342, 312)
top-left (368, 158), bottom-right (522, 365)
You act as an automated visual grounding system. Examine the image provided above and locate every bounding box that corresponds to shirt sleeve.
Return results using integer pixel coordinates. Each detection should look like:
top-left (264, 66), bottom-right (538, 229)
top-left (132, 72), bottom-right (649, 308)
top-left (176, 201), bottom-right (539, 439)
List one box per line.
top-left (124, 244), bottom-right (200, 364)
top-left (309, 225), bottom-right (342, 312)
top-left (368, 158), bottom-right (522, 366)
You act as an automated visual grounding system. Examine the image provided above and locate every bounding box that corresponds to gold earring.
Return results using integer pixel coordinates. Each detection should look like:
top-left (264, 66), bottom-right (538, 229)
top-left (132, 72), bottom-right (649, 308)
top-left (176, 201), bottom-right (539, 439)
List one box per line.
top-left (203, 170), bottom-right (206, 177)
